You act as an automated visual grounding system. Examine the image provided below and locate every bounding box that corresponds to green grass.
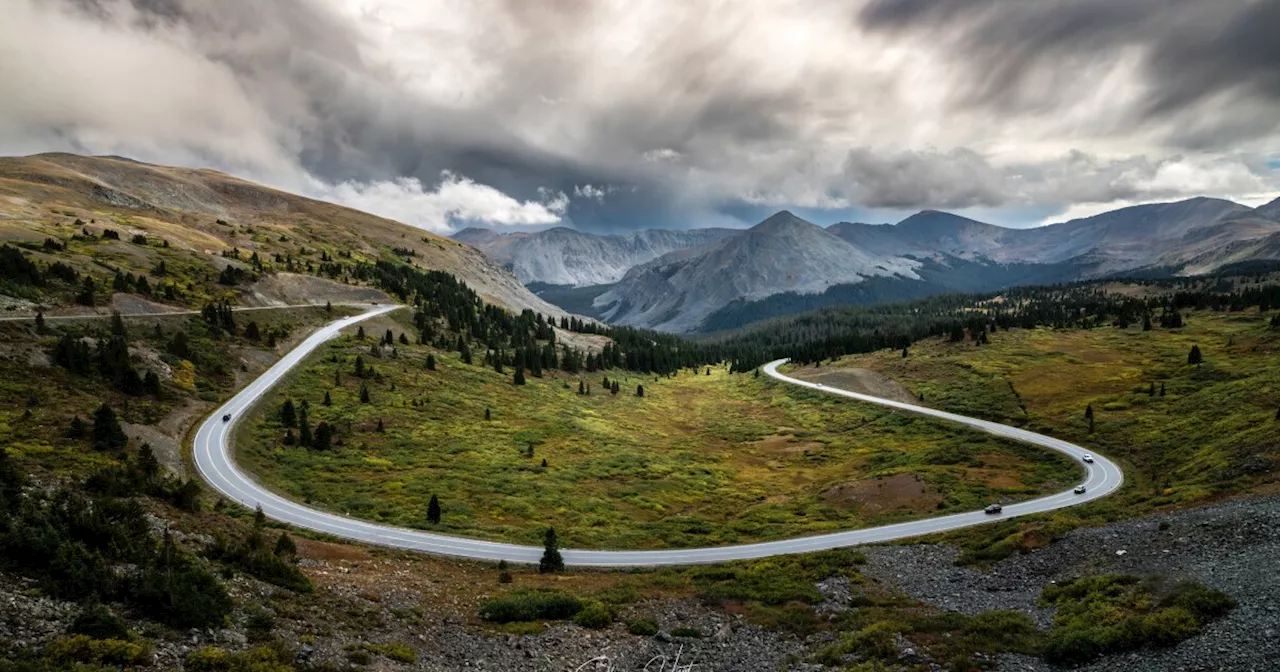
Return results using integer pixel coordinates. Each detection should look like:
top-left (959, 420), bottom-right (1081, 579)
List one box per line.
top-left (237, 318), bottom-right (1079, 548)
top-left (825, 309), bottom-right (1280, 562)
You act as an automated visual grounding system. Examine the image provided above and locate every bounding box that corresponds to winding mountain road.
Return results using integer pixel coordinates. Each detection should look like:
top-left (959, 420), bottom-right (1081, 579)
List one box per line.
top-left (193, 305), bottom-right (1123, 566)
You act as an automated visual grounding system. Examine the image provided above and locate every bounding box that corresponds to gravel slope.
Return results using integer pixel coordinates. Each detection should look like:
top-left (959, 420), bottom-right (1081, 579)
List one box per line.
top-left (860, 494), bottom-right (1280, 671)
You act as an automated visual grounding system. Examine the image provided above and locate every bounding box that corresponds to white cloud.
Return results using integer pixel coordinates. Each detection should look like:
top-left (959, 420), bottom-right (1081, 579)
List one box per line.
top-left (318, 172), bottom-right (568, 233)
top-left (642, 149), bottom-right (682, 162)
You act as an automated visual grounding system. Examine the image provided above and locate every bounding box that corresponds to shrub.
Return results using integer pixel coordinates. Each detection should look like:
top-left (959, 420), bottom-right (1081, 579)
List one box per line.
top-left (208, 531), bottom-right (313, 593)
top-left (130, 555), bottom-right (233, 629)
top-left (960, 610), bottom-right (1040, 652)
top-left (1141, 607), bottom-right (1200, 647)
top-left (364, 643), bottom-right (417, 663)
top-left (185, 645), bottom-right (293, 672)
top-left (68, 603), bottom-right (129, 641)
top-left (478, 589), bottom-right (582, 623)
top-left (573, 600), bottom-right (612, 629)
top-left (1043, 627), bottom-right (1107, 665)
top-left (628, 618), bottom-right (659, 636)
top-left (1160, 582), bottom-right (1235, 620)
top-left (45, 635), bottom-right (150, 666)
top-left (245, 609), bottom-right (275, 643)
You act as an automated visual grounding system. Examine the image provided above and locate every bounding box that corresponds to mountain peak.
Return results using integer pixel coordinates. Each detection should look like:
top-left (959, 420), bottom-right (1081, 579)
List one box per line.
top-left (1258, 195), bottom-right (1280, 220)
top-left (896, 209), bottom-right (994, 232)
top-left (751, 210), bottom-right (815, 233)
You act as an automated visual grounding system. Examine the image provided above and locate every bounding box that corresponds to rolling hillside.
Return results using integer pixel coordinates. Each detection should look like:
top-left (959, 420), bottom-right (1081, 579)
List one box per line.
top-left (0, 153), bottom-right (568, 317)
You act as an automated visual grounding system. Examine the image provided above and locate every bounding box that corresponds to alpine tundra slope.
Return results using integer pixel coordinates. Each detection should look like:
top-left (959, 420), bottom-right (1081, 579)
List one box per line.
top-left (193, 304), bottom-right (1123, 566)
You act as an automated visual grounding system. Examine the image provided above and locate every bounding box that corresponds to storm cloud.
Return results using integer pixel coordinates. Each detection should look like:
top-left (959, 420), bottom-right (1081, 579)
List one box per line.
top-left (1, 0), bottom-right (1277, 231)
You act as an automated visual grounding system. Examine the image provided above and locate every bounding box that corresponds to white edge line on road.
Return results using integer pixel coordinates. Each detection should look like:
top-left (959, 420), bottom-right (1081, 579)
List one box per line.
top-left (192, 306), bottom-right (1124, 567)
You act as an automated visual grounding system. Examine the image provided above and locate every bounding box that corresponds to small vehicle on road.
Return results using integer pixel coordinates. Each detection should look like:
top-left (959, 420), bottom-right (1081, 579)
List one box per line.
top-left (1081, 454), bottom-right (1095, 463)
top-left (222, 413), bottom-right (232, 422)
top-left (1074, 485), bottom-right (1087, 494)
top-left (984, 504), bottom-right (1003, 515)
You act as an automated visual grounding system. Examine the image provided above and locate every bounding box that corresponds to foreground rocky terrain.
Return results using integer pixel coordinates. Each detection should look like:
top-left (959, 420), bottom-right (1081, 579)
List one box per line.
top-left (6, 489), bottom-right (1277, 671)
top-left (861, 493), bottom-right (1280, 672)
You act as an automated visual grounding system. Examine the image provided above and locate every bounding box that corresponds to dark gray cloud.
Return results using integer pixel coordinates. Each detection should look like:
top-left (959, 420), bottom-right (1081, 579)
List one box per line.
top-left (0, 0), bottom-right (1276, 231)
top-left (858, 0), bottom-right (1280, 146)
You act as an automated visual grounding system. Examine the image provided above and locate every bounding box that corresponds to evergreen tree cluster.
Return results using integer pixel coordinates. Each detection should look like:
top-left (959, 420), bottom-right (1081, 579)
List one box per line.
top-left (0, 446), bottom-right (233, 628)
top-left (712, 270), bottom-right (1280, 371)
top-left (51, 315), bottom-right (163, 396)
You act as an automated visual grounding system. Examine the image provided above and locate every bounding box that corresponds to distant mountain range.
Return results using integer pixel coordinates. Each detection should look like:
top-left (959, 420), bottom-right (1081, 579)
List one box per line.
top-left (456, 195), bottom-right (1280, 332)
top-left (452, 226), bottom-right (735, 286)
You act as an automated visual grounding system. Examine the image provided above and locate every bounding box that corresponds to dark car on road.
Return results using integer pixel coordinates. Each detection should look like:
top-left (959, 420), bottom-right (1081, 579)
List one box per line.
top-left (984, 504), bottom-right (1003, 514)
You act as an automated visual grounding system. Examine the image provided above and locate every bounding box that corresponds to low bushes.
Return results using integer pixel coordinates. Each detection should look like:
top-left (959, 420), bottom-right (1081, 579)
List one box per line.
top-left (479, 589), bottom-right (582, 623)
top-left (45, 635), bottom-right (150, 666)
top-left (572, 600), bottom-right (613, 629)
top-left (1040, 574), bottom-right (1234, 665)
top-left (628, 618), bottom-right (660, 636)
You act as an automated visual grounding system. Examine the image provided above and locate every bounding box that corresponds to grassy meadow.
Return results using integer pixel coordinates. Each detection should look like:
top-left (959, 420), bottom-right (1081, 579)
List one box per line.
top-left (819, 308), bottom-right (1280, 562)
top-left (237, 315), bottom-right (1079, 549)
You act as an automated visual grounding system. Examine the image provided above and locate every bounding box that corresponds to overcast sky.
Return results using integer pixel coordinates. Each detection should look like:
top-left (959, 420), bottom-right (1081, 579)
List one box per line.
top-left (3, 0), bottom-right (1278, 233)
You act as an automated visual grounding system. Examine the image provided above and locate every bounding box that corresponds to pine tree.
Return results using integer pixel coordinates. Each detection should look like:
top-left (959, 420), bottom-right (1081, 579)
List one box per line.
top-left (426, 354), bottom-right (436, 370)
top-left (354, 355), bottom-right (365, 378)
top-left (137, 443), bottom-right (160, 482)
top-left (67, 415), bottom-right (87, 438)
top-left (280, 399), bottom-right (297, 428)
top-left (91, 403), bottom-right (128, 451)
top-left (611, 381), bottom-right (619, 395)
top-left (1085, 404), bottom-right (1095, 433)
top-left (427, 494), bottom-right (441, 524)
top-left (244, 321), bottom-right (260, 340)
top-left (143, 370), bottom-right (161, 396)
top-left (76, 276), bottom-right (96, 306)
top-left (541, 458), bottom-right (547, 468)
top-left (298, 406), bottom-right (312, 446)
top-left (636, 384), bottom-right (644, 397)
top-left (485, 407), bottom-right (491, 421)
top-left (375, 418), bottom-right (385, 433)
top-left (399, 332), bottom-right (409, 345)
top-left (902, 347), bottom-right (909, 358)
top-left (1160, 383), bottom-right (1166, 397)
top-left (356, 326), bottom-right (365, 340)
top-left (1148, 382), bottom-right (1156, 396)
top-left (498, 559), bottom-right (512, 584)
top-left (313, 422), bottom-right (334, 450)
top-left (254, 504), bottom-right (267, 528)
top-left (323, 390), bottom-right (332, 406)
top-left (1188, 345), bottom-right (1203, 365)
top-left (34, 311), bottom-right (45, 334)
top-left (578, 380), bottom-right (585, 395)
top-left (384, 329), bottom-right (394, 345)
top-left (539, 527), bottom-right (564, 573)
top-left (359, 384), bottom-right (371, 403)
top-left (513, 367), bottom-right (526, 385)
top-left (274, 532), bottom-right (297, 559)
top-left (283, 429), bottom-right (295, 445)
top-left (111, 310), bottom-right (127, 337)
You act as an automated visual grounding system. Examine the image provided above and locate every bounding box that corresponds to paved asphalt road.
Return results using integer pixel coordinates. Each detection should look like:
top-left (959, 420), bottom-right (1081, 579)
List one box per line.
top-left (194, 305), bottom-right (1123, 567)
